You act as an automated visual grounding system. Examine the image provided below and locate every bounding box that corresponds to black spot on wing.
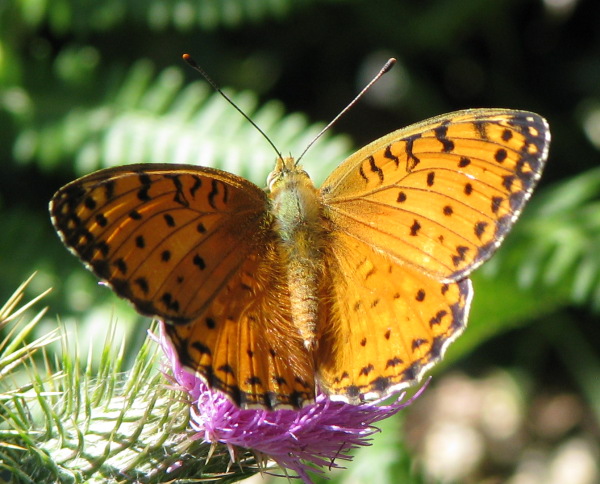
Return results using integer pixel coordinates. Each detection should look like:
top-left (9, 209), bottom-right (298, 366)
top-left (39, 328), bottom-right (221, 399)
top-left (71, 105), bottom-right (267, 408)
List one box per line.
top-left (207, 179), bottom-right (227, 209)
top-left (501, 128), bottom-right (513, 141)
top-left (412, 338), bottom-right (428, 351)
top-left (95, 241), bottom-right (109, 257)
top-left (495, 148), bottom-right (508, 163)
top-left (426, 172), bottom-right (435, 187)
top-left (95, 213), bottom-right (108, 227)
top-left (474, 221), bottom-right (488, 239)
top-left (190, 175), bottom-right (202, 197)
top-left (434, 124), bottom-right (455, 152)
top-left (164, 213), bottom-right (176, 227)
top-left (503, 175), bottom-right (515, 191)
top-left (405, 134), bottom-right (421, 171)
top-left (359, 165), bottom-right (368, 183)
top-left (84, 197), bottom-right (96, 210)
top-left (359, 364), bottom-right (374, 376)
top-left (368, 156), bottom-right (384, 183)
top-left (384, 145), bottom-right (399, 167)
top-left (452, 245), bottom-right (470, 267)
top-left (104, 180), bottom-right (116, 200)
top-left (134, 277), bottom-right (149, 294)
top-left (166, 174), bottom-right (189, 207)
top-left (160, 292), bottom-right (180, 312)
top-left (410, 219), bottom-right (421, 236)
top-left (491, 196), bottom-right (503, 214)
top-left (193, 254), bottom-right (206, 270)
top-left (429, 310), bottom-right (448, 327)
top-left (113, 258), bottom-right (127, 274)
top-left (137, 173), bottom-right (152, 202)
top-left (458, 156), bottom-right (471, 168)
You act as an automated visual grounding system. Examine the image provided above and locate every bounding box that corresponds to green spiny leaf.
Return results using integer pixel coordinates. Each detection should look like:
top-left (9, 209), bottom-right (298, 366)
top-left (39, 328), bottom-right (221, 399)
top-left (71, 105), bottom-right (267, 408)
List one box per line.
top-left (0, 276), bottom-right (260, 483)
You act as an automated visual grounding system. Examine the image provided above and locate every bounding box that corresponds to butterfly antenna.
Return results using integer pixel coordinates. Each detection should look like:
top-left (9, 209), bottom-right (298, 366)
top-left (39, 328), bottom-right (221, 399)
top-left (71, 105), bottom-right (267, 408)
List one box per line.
top-left (295, 57), bottom-right (397, 165)
top-left (182, 53), bottom-right (284, 160)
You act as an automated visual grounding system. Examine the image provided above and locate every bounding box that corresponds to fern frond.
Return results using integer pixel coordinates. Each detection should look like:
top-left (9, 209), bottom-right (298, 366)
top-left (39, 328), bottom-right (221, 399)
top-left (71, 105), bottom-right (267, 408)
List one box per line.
top-left (16, 60), bottom-right (352, 185)
top-left (12, 0), bottom-right (311, 33)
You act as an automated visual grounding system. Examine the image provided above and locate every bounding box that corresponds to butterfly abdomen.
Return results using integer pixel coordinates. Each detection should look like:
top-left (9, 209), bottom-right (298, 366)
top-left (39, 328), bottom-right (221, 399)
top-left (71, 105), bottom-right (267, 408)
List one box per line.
top-left (268, 158), bottom-right (327, 350)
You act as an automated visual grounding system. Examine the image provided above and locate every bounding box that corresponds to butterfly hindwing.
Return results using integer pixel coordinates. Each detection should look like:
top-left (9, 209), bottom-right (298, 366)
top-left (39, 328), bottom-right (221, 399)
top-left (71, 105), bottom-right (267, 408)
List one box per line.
top-left (164, 240), bottom-right (315, 409)
top-left (317, 234), bottom-right (472, 402)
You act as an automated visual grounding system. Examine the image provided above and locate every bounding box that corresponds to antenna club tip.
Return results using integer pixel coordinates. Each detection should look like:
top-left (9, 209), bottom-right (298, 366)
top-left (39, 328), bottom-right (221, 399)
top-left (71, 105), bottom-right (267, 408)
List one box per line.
top-left (382, 58), bottom-right (397, 73)
top-left (182, 53), bottom-right (198, 68)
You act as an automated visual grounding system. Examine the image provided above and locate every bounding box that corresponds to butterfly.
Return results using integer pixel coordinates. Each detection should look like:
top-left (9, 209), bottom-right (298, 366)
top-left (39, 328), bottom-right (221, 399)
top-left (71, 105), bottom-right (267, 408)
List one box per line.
top-left (50, 108), bottom-right (550, 409)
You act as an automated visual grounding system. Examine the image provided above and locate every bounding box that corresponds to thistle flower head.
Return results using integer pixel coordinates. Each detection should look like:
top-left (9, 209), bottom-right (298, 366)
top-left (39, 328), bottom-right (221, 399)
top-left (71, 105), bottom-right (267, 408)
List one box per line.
top-left (157, 321), bottom-right (423, 483)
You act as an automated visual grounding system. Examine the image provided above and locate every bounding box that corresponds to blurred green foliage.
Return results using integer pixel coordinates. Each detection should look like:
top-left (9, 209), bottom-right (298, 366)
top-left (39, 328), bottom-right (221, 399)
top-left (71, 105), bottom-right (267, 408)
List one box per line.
top-left (1, 0), bottom-right (599, 482)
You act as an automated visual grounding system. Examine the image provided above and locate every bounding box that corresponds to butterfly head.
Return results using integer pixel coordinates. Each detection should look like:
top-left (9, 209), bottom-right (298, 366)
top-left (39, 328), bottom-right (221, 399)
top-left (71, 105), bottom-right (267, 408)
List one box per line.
top-left (267, 157), bottom-right (311, 193)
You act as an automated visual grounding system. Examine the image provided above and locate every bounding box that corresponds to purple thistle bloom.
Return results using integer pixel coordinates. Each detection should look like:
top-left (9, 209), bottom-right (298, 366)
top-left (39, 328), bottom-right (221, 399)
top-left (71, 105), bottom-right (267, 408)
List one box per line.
top-left (156, 322), bottom-right (424, 483)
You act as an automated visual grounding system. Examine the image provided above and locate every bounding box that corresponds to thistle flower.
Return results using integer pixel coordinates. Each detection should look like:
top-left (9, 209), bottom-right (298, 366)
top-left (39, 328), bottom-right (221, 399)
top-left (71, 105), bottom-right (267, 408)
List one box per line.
top-left (0, 277), bottom-right (258, 483)
top-left (157, 321), bottom-right (424, 483)
top-left (0, 278), bottom-right (421, 483)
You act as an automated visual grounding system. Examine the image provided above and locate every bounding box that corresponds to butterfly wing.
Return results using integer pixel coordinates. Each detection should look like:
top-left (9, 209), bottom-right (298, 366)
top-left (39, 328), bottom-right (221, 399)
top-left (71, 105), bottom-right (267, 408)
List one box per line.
top-left (317, 234), bottom-right (472, 402)
top-left (316, 109), bottom-right (549, 402)
top-left (321, 109), bottom-right (550, 281)
top-left (50, 163), bottom-right (314, 408)
top-left (164, 241), bottom-right (315, 409)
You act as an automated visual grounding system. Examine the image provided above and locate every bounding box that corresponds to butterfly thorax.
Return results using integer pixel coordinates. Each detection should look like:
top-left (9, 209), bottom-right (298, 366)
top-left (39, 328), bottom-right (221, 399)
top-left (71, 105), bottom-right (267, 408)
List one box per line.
top-left (268, 157), bottom-right (326, 350)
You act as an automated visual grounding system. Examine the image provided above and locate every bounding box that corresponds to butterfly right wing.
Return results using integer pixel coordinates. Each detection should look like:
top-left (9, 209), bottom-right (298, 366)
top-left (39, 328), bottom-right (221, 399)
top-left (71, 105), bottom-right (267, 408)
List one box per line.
top-left (50, 163), bottom-right (314, 409)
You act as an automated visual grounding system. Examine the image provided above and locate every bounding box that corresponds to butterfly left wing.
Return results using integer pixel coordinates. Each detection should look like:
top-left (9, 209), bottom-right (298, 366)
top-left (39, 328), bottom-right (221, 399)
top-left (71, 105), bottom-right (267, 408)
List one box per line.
top-left (321, 109), bottom-right (550, 282)
top-left (50, 163), bottom-right (315, 409)
top-left (316, 233), bottom-right (472, 402)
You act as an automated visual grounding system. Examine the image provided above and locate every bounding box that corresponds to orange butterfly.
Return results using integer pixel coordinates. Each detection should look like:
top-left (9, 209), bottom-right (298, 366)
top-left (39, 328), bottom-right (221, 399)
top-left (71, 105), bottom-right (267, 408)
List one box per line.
top-left (50, 108), bottom-right (549, 409)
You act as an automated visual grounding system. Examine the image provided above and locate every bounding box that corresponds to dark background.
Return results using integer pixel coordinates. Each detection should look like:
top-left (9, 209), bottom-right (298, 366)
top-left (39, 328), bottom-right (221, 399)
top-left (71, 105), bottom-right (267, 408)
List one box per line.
top-left (1, 0), bottom-right (599, 482)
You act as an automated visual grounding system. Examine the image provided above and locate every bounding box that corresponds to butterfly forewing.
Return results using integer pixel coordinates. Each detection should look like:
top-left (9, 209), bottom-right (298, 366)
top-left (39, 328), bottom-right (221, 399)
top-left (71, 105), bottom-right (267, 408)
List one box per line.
top-left (321, 109), bottom-right (550, 281)
top-left (51, 164), bottom-right (270, 322)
